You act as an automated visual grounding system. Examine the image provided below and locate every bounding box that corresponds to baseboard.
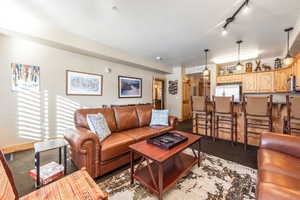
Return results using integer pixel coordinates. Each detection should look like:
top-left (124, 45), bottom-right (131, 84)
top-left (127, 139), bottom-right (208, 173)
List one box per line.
top-left (2, 142), bottom-right (35, 154)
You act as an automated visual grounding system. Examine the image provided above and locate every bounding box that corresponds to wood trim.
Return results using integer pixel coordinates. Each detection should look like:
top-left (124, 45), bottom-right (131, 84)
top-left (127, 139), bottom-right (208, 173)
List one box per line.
top-left (2, 142), bottom-right (35, 154)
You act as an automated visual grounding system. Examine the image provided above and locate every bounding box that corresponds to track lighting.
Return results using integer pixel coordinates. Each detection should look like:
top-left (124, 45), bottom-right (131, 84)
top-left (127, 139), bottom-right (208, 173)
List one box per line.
top-left (222, 0), bottom-right (250, 35)
top-left (222, 29), bottom-right (228, 36)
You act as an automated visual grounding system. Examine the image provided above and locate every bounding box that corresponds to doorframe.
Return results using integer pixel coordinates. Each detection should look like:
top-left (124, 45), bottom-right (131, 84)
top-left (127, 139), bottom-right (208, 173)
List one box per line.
top-left (152, 77), bottom-right (165, 109)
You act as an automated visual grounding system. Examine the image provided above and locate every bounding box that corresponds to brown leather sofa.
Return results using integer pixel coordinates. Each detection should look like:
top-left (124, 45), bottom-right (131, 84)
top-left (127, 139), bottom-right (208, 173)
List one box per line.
top-left (257, 132), bottom-right (300, 200)
top-left (64, 105), bottom-right (178, 178)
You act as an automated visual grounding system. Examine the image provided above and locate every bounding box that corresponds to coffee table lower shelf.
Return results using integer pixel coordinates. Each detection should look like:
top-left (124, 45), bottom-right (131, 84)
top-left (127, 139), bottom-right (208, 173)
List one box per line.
top-left (133, 152), bottom-right (198, 196)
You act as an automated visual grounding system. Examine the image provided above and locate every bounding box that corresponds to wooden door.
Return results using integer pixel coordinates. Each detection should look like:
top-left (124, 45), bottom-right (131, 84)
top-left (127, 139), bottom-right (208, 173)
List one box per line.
top-left (242, 73), bottom-right (257, 93)
top-left (182, 79), bottom-right (191, 120)
top-left (152, 79), bottom-right (165, 109)
top-left (275, 67), bottom-right (292, 92)
top-left (257, 72), bottom-right (274, 93)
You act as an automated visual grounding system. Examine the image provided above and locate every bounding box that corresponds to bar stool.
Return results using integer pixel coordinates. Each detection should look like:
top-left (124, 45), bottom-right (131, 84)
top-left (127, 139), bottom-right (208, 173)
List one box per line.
top-left (243, 95), bottom-right (273, 151)
top-left (191, 96), bottom-right (212, 136)
top-left (286, 95), bottom-right (300, 135)
top-left (212, 96), bottom-right (237, 145)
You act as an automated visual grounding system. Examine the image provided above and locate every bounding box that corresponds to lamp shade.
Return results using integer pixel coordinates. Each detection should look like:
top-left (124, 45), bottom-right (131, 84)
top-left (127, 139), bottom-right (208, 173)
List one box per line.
top-left (236, 62), bottom-right (243, 71)
top-left (283, 55), bottom-right (294, 66)
top-left (203, 68), bottom-right (210, 76)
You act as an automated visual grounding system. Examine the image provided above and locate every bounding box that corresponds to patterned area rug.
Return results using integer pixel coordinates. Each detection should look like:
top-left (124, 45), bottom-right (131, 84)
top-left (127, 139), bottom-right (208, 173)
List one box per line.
top-left (98, 150), bottom-right (257, 200)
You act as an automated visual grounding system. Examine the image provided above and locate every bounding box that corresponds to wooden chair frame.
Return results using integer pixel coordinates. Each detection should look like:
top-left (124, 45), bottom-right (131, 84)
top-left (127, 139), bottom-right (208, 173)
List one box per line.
top-left (243, 95), bottom-right (273, 151)
top-left (286, 95), bottom-right (300, 135)
top-left (212, 95), bottom-right (237, 145)
top-left (191, 96), bottom-right (213, 137)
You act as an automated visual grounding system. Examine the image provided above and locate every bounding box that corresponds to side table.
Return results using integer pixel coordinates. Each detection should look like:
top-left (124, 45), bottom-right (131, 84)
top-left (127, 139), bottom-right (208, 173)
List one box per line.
top-left (34, 138), bottom-right (68, 188)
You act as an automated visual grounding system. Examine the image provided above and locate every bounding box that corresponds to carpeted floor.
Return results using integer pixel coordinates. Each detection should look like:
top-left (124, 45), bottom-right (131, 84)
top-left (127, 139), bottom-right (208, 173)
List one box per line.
top-left (7, 119), bottom-right (258, 197)
top-left (98, 150), bottom-right (257, 200)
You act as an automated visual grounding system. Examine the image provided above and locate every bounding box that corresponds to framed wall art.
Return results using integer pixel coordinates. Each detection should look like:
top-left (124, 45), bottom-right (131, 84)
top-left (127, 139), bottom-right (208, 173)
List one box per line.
top-left (11, 63), bottom-right (40, 92)
top-left (66, 70), bottom-right (103, 96)
top-left (118, 76), bottom-right (142, 98)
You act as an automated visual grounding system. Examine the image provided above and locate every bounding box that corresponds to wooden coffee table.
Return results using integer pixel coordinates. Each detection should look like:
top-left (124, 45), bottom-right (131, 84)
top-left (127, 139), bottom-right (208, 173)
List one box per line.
top-left (129, 130), bottom-right (201, 200)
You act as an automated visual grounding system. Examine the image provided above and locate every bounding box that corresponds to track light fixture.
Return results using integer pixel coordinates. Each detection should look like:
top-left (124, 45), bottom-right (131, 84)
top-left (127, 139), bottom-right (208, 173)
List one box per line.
top-left (222, 0), bottom-right (250, 36)
top-left (203, 49), bottom-right (210, 76)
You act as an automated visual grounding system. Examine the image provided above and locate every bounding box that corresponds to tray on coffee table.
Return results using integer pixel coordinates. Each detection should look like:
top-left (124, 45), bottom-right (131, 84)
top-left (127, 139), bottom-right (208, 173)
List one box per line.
top-left (146, 132), bottom-right (188, 149)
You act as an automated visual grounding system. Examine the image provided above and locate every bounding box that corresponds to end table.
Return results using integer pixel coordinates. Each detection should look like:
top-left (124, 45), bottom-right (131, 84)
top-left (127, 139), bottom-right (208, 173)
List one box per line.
top-left (33, 138), bottom-right (68, 188)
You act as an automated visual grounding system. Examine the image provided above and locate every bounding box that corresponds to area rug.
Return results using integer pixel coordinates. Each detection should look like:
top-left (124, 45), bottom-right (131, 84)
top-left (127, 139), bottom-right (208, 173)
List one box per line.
top-left (98, 150), bottom-right (257, 200)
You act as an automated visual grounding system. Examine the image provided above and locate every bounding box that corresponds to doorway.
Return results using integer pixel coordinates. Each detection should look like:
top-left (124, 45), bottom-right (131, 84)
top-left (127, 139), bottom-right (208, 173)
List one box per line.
top-left (153, 78), bottom-right (165, 109)
top-left (182, 73), bottom-right (211, 120)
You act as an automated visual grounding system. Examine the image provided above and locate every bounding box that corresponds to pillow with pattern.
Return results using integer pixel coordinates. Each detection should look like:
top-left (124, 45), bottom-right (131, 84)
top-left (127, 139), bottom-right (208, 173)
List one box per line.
top-left (150, 110), bottom-right (169, 126)
top-left (87, 113), bottom-right (111, 141)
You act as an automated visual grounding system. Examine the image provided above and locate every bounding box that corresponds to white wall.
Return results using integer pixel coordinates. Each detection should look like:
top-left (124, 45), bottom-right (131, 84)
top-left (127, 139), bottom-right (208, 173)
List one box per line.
top-left (0, 34), bottom-right (165, 148)
top-left (165, 66), bottom-right (183, 119)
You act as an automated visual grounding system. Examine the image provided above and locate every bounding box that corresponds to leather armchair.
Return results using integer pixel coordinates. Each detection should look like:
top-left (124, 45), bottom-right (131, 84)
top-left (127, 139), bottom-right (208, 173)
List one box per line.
top-left (260, 132), bottom-right (300, 159)
top-left (257, 132), bottom-right (300, 200)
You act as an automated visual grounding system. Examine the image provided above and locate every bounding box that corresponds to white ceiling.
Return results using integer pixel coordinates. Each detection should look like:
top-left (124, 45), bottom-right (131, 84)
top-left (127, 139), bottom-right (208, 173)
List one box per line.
top-left (1, 0), bottom-right (300, 66)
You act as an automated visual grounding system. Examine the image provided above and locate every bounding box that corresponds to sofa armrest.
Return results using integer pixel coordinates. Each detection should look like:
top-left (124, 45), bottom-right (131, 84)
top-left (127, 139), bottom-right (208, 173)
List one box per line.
top-left (168, 116), bottom-right (178, 129)
top-left (64, 127), bottom-right (101, 178)
top-left (260, 132), bottom-right (300, 159)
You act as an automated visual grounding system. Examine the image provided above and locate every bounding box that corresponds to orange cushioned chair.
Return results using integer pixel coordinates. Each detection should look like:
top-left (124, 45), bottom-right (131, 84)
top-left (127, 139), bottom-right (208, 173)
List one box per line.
top-left (0, 150), bottom-right (108, 200)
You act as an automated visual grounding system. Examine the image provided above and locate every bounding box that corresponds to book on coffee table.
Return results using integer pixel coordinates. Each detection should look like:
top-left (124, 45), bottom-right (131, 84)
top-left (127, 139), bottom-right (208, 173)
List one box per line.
top-left (29, 161), bottom-right (64, 185)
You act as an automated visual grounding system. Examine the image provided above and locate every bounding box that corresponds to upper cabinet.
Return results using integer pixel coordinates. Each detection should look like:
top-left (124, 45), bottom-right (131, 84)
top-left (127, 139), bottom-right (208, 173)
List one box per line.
top-left (256, 71), bottom-right (274, 93)
top-left (274, 67), bottom-right (292, 92)
top-left (242, 73), bottom-right (257, 93)
top-left (216, 74), bottom-right (242, 84)
top-left (292, 55), bottom-right (300, 90)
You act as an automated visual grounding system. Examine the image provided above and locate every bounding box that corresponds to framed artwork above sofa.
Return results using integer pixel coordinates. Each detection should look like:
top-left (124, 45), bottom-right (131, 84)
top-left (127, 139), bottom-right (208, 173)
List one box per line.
top-left (118, 76), bottom-right (142, 98)
top-left (66, 70), bottom-right (103, 96)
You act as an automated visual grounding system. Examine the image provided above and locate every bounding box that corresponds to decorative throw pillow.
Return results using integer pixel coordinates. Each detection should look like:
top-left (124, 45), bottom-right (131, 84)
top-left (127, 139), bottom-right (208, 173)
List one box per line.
top-left (150, 110), bottom-right (169, 126)
top-left (87, 113), bottom-right (111, 142)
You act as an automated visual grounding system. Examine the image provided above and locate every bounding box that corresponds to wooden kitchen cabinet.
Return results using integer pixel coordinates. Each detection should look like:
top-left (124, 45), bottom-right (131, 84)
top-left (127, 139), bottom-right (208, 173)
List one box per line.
top-left (292, 55), bottom-right (300, 90)
top-left (216, 74), bottom-right (242, 84)
top-left (256, 72), bottom-right (274, 93)
top-left (242, 73), bottom-right (257, 93)
top-left (275, 67), bottom-right (292, 92)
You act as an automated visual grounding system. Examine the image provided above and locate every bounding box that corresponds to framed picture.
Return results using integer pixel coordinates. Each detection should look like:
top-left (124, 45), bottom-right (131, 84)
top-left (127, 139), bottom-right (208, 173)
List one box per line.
top-left (118, 76), bottom-right (142, 98)
top-left (11, 63), bottom-right (40, 92)
top-left (66, 70), bottom-right (103, 96)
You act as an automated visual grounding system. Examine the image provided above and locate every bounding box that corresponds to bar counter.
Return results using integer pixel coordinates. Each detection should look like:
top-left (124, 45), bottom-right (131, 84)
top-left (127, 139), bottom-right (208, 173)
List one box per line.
top-left (192, 101), bottom-right (288, 146)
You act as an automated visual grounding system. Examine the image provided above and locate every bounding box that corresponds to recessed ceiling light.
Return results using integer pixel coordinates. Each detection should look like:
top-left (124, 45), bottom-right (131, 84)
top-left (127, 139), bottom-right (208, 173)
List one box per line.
top-left (156, 56), bottom-right (162, 60)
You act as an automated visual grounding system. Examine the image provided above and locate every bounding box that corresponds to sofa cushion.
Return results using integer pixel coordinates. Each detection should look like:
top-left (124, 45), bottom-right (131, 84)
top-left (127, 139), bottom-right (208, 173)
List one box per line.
top-left (120, 127), bottom-right (159, 141)
top-left (113, 106), bottom-right (139, 131)
top-left (101, 132), bottom-right (135, 161)
top-left (136, 105), bottom-right (153, 127)
top-left (258, 170), bottom-right (300, 191)
top-left (75, 108), bottom-right (118, 132)
top-left (258, 149), bottom-right (300, 179)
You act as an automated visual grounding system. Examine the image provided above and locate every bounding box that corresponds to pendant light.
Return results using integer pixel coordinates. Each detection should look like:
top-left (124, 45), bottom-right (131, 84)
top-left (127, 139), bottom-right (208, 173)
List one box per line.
top-left (236, 40), bottom-right (243, 71)
top-left (283, 27), bottom-right (294, 66)
top-left (203, 49), bottom-right (210, 76)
